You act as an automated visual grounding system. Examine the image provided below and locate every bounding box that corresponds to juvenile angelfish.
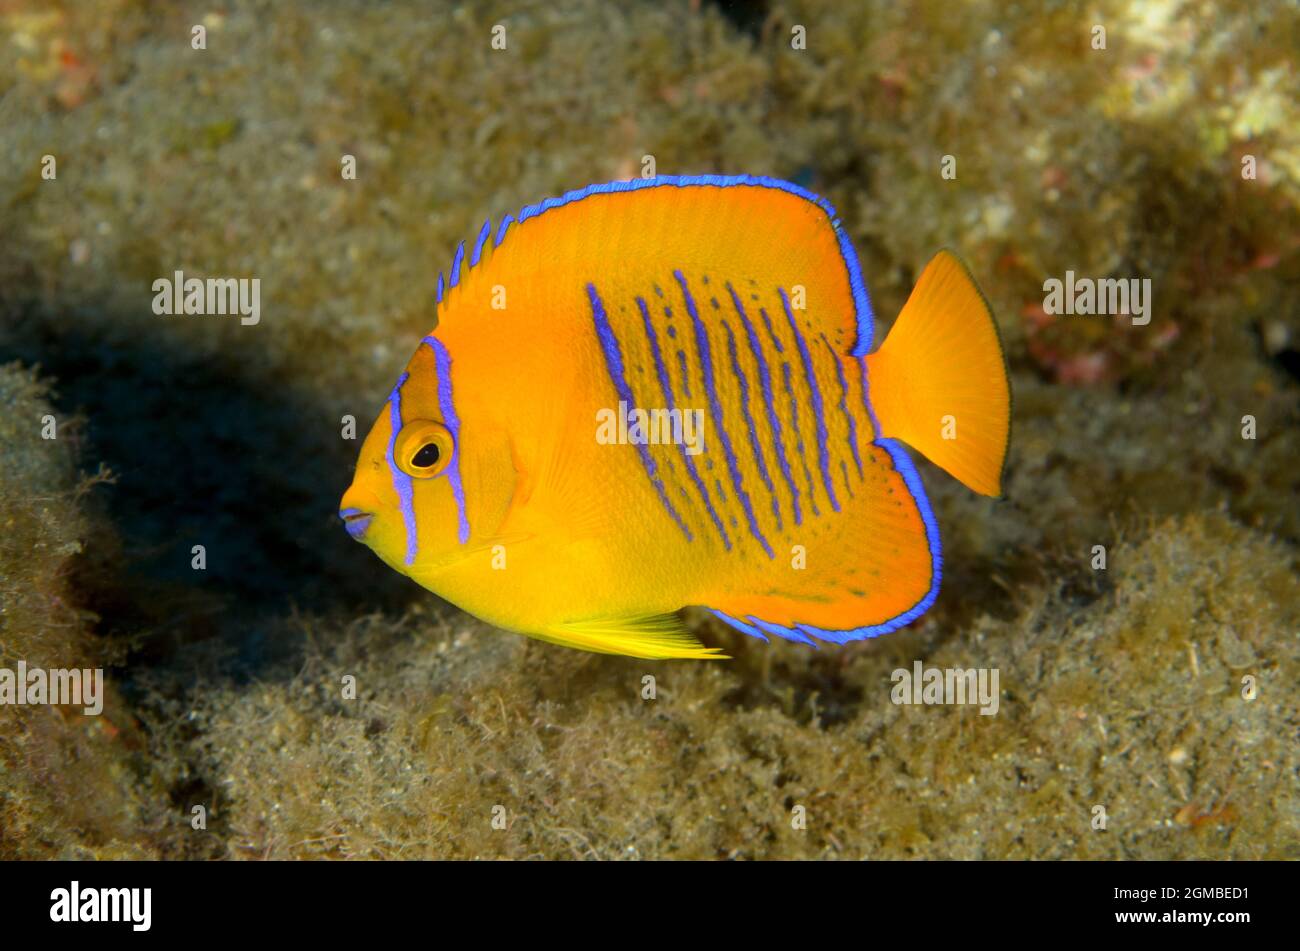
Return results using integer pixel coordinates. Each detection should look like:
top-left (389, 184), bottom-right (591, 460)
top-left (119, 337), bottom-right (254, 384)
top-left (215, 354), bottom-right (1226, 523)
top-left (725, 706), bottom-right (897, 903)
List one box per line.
top-left (339, 175), bottom-right (1011, 659)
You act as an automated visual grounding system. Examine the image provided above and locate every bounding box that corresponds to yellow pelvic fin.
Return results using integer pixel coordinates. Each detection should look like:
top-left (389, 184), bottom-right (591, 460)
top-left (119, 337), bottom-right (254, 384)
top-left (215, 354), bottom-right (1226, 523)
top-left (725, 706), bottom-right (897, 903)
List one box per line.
top-left (864, 250), bottom-right (1011, 497)
top-left (536, 614), bottom-right (728, 660)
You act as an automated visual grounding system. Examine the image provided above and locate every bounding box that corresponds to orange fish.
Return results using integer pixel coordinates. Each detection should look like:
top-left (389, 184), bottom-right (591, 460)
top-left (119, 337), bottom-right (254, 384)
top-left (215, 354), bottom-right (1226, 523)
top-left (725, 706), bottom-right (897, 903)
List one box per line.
top-left (339, 176), bottom-right (1010, 659)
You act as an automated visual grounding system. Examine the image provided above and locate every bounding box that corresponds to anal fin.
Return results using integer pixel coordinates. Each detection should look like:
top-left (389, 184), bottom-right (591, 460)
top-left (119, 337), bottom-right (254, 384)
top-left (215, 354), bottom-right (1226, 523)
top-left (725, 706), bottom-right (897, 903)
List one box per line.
top-left (705, 440), bottom-right (941, 645)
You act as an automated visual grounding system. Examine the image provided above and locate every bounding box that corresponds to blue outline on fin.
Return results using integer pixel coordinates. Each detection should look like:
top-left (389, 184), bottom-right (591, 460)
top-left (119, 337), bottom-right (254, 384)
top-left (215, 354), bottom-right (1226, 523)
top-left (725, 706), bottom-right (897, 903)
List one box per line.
top-left (709, 437), bottom-right (943, 645)
top-left (436, 272), bottom-right (445, 304)
top-left (857, 356), bottom-right (883, 439)
top-left (750, 615), bottom-right (816, 647)
top-left (449, 241), bottom-right (466, 289)
top-left (708, 609), bottom-right (767, 642)
top-left (469, 219), bottom-right (492, 267)
top-left (494, 214), bottom-right (514, 247)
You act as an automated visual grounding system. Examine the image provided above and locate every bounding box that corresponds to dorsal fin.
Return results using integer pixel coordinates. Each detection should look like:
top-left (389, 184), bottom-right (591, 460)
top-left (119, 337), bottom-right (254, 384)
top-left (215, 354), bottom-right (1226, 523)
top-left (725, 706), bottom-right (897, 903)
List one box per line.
top-left (448, 241), bottom-right (466, 289)
top-left (431, 176), bottom-right (877, 354)
top-left (494, 214), bottom-right (513, 246)
top-left (469, 219), bottom-right (491, 266)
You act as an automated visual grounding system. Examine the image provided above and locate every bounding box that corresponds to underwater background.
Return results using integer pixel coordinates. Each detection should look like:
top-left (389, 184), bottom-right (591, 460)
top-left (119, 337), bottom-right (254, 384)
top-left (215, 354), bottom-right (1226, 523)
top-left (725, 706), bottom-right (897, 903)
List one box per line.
top-left (1, 0), bottom-right (1296, 859)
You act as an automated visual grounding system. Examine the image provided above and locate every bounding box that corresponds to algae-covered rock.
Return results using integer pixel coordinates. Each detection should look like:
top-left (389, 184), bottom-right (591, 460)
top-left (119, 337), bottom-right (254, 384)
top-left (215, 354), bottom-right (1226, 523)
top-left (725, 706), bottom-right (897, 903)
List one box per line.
top-left (0, 363), bottom-right (185, 859)
top-left (186, 514), bottom-right (1297, 859)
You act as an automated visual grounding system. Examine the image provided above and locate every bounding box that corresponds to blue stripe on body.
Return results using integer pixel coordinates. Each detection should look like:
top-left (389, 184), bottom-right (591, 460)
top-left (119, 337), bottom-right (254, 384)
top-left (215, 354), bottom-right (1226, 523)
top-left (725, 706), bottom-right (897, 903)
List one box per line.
top-left (587, 284), bottom-right (693, 542)
top-left (675, 350), bottom-right (692, 398)
top-left (759, 307), bottom-right (784, 354)
top-left (782, 361), bottom-right (821, 519)
top-left (675, 271), bottom-right (773, 559)
top-left (822, 333), bottom-right (863, 478)
top-left (635, 296), bottom-right (730, 549)
top-left (421, 336), bottom-right (471, 544)
top-left (383, 372), bottom-right (420, 565)
top-left (729, 283), bottom-right (801, 527)
top-left (721, 318), bottom-right (783, 533)
top-left (781, 287), bottom-right (840, 513)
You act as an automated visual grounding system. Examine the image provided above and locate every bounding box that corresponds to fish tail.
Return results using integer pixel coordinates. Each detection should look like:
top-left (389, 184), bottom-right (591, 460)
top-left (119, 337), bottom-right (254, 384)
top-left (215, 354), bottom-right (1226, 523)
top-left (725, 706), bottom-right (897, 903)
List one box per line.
top-left (864, 250), bottom-right (1010, 497)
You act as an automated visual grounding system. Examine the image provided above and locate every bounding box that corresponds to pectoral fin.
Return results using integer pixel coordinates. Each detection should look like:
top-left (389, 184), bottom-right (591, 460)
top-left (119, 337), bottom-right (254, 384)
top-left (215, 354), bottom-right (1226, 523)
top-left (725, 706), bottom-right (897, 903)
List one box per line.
top-left (535, 613), bottom-right (727, 660)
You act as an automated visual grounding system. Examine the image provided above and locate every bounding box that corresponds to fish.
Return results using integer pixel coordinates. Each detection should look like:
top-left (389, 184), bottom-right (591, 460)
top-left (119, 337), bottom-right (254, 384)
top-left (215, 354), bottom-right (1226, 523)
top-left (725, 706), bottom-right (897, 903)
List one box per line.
top-left (339, 175), bottom-right (1011, 660)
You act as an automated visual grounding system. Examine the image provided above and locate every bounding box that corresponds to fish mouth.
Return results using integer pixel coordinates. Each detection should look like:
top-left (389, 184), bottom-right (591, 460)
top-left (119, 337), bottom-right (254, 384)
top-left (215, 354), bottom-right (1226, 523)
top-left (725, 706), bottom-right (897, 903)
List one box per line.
top-left (339, 507), bottom-right (374, 540)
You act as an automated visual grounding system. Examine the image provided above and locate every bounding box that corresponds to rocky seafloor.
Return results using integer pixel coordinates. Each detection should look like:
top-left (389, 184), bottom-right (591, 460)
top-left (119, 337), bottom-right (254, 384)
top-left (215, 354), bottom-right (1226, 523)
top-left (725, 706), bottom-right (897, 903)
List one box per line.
top-left (0, 0), bottom-right (1296, 859)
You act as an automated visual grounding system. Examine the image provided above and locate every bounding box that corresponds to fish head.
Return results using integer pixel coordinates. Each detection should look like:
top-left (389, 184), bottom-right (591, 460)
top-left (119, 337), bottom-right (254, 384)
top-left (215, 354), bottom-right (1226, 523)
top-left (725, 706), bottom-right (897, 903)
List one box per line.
top-left (339, 338), bottom-right (477, 577)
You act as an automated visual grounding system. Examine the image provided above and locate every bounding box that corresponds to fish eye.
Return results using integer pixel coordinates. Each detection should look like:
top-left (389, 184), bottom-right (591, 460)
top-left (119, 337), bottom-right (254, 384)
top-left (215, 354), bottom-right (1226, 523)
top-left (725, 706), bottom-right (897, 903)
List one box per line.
top-left (411, 443), bottom-right (440, 469)
top-left (394, 420), bottom-right (454, 479)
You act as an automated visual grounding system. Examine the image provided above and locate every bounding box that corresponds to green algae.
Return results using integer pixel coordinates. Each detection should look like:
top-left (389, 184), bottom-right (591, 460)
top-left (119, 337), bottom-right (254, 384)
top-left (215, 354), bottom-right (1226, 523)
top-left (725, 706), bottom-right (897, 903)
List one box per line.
top-left (0, 0), bottom-right (1297, 859)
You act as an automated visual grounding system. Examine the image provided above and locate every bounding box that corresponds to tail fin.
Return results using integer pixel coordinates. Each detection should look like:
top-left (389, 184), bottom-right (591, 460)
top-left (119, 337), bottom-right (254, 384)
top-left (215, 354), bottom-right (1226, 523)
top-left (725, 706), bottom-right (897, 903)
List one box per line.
top-left (864, 250), bottom-right (1010, 497)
